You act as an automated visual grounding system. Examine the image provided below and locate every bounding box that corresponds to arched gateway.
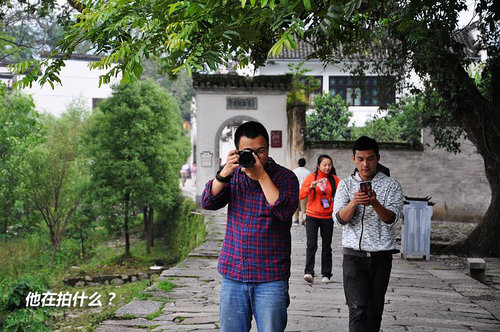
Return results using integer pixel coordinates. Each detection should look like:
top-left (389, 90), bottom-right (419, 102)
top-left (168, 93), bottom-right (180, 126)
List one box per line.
top-left (193, 73), bottom-right (295, 203)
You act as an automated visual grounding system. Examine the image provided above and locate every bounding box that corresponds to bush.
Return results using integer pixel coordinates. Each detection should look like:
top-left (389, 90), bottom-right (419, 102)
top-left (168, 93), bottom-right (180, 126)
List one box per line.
top-left (354, 95), bottom-right (423, 145)
top-left (0, 276), bottom-right (53, 331)
top-left (156, 197), bottom-right (206, 262)
top-left (307, 93), bottom-right (353, 141)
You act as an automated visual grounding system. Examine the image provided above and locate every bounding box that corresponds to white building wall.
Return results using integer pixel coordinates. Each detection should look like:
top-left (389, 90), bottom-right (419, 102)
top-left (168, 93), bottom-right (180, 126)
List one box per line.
top-left (4, 58), bottom-right (120, 116)
top-left (195, 90), bottom-right (289, 202)
top-left (257, 60), bottom-right (381, 125)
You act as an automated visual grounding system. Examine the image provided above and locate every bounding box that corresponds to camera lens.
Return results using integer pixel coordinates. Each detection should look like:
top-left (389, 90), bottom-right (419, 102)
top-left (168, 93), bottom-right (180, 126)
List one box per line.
top-left (238, 149), bottom-right (255, 168)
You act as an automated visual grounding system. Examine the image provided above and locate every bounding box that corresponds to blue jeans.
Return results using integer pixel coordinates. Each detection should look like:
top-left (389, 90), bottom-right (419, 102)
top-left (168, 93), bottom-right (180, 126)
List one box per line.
top-left (220, 276), bottom-right (289, 332)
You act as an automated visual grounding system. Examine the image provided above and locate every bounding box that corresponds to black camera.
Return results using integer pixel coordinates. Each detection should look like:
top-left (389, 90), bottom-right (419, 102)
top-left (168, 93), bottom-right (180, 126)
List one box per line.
top-left (238, 148), bottom-right (256, 168)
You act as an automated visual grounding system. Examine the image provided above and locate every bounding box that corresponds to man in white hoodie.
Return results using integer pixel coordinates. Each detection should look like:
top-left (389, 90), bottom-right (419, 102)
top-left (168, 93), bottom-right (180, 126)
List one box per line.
top-left (333, 136), bottom-right (403, 332)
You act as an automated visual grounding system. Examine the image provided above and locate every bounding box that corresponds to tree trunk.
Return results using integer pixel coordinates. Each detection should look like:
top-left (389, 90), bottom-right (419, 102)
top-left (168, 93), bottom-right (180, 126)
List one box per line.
top-left (145, 206), bottom-right (151, 254)
top-left (124, 192), bottom-right (130, 257)
top-left (49, 239), bottom-right (61, 268)
top-left (80, 230), bottom-right (86, 259)
top-left (150, 207), bottom-right (154, 248)
top-left (145, 206), bottom-right (154, 254)
top-left (3, 216), bottom-right (7, 234)
top-left (446, 157), bottom-right (500, 257)
top-left (423, 50), bottom-right (500, 258)
top-left (452, 63), bottom-right (500, 257)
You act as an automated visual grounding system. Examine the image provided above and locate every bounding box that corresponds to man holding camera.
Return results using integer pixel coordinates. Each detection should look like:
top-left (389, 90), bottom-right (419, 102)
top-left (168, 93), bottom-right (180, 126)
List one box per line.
top-left (333, 136), bottom-right (403, 332)
top-left (201, 121), bottom-right (299, 332)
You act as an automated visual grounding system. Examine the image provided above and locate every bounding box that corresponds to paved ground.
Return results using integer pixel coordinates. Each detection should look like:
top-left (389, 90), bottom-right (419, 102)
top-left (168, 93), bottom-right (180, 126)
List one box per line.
top-left (97, 179), bottom-right (500, 331)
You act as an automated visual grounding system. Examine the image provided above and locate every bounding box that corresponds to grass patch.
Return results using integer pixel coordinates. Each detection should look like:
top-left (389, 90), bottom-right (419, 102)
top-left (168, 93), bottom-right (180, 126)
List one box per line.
top-left (1, 196), bottom-right (205, 331)
top-left (145, 303), bottom-right (164, 320)
top-left (119, 313), bottom-right (138, 320)
top-left (137, 292), bottom-right (154, 300)
top-left (156, 280), bottom-right (175, 292)
top-left (52, 279), bottom-right (151, 331)
top-left (136, 325), bottom-right (160, 330)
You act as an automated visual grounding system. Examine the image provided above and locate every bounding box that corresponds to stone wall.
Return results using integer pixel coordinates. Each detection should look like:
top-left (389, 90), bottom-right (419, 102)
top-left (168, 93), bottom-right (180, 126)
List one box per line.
top-left (306, 131), bottom-right (490, 222)
top-left (63, 272), bottom-right (157, 287)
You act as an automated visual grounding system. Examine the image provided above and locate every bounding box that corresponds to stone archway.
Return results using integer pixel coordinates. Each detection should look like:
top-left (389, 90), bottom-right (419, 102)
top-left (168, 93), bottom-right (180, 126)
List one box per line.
top-left (214, 115), bottom-right (259, 168)
top-left (193, 73), bottom-right (292, 202)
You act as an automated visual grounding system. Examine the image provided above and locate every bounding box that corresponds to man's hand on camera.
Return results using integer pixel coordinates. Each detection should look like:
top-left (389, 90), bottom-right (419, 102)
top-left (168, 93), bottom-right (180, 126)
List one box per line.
top-left (241, 152), bottom-right (266, 181)
top-left (220, 150), bottom-right (239, 177)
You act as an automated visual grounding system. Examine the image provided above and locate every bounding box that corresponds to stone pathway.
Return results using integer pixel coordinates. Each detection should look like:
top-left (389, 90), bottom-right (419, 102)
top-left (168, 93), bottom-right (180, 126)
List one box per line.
top-left (97, 204), bottom-right (500, 331)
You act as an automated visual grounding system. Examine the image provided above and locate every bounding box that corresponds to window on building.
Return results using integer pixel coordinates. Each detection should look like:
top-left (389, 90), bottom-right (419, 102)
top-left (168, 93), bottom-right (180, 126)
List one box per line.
top-left (328, 76), bottom-right (395, 107)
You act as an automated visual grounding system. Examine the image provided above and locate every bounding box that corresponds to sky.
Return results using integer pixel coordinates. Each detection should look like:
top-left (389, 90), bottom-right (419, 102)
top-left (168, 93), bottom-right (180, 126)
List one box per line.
top-left (458, 0), bottom-right (479, 28)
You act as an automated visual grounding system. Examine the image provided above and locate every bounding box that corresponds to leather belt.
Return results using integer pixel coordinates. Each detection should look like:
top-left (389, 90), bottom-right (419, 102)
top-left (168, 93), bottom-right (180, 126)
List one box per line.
top-left (343, 247), bottom-right (398, 257)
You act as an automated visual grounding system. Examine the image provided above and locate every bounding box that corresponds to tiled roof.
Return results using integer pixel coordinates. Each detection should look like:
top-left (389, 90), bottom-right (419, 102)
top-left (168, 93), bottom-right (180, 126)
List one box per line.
top-left (193, 73), bottom-right (292, 90)
top-left (40, 52), bottom-right (104, 61)
top-left (268, 39), bottom-right (389, 61)
top-left (271, 40), bottom-right (316, 60)
top-left (269, 27), bottom-right (481, 61)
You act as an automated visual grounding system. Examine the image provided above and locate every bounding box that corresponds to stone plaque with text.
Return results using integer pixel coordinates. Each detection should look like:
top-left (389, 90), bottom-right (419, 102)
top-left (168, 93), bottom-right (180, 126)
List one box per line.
top-left (226, 97), bottom-right (258, 110)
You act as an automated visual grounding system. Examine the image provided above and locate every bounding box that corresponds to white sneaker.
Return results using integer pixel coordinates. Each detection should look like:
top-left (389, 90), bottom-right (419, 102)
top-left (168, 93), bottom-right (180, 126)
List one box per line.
top-left (321, 277), bottom-right (331, 283)
top-left (303, 274), bottom-right (314, 283)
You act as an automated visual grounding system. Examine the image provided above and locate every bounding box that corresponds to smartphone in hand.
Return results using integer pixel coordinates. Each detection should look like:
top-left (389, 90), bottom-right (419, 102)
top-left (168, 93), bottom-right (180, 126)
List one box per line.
top-left (359, 181), bottom-right (372, 197)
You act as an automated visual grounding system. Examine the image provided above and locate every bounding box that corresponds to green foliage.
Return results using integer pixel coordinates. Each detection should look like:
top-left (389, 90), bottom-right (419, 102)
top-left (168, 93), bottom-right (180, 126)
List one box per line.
top-left (307, 93), bottom-right (353, 141)
top-left (85, 80), bottom-right (190, 255)
top-left (10, 0), bottom-right (497, 163)
top-left (286, 62), bottom-right (321, 105)
top-left (0, 83), bottom-right (44, 236)
top-left (24, 102), bottom-right (90, 267)
top-left (10, 0), bottom-right (318, 87)
top-left (0, 277), bottom-right (46, 311)
top-left (354, 95), bottom-right (423, 146)
top-left (0, 276), bottom-right (53, 331)
top-left (146, 304), bottom-right (164, 320)
top-left (156, 197), bottom-right (206, 263)
top-left (142, 62), bottom-right (194, 122)
top-left (156, 281), bottom-right (175, 293)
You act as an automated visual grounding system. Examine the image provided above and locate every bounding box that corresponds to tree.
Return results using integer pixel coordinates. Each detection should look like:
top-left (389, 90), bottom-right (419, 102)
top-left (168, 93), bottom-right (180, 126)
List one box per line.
top-left (286, 62), bottom-right (321, 105)
top-left (307, 93), bottom-right (352, 141)
top-left (9, 1), bottom-right (500, 256)
top-left (356, 95), bottom-right (423, 146)
top-left (142, 62), bottom-right (194, 122)
top-left (25, 104), bottom-right (89, 268)
top-left (85, 80), bottom-right (189, 256)
top-left (0, 1), bottom-right (87, 62)
top-left (0, 83), bottom-right (44, 235)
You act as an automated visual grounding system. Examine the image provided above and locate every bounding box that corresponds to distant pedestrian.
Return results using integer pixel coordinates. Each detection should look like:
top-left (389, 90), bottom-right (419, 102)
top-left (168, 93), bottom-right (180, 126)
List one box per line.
top-left (333, 136), bottom-right (403, 332)
top-left (300, 154), bottom-right (339, 284)
top-left (180, 163), bottom-right (190, 186)
top-left (292, 158), bottom-right (311, 226)
top-left (191, 161), bottom-right (197, 180)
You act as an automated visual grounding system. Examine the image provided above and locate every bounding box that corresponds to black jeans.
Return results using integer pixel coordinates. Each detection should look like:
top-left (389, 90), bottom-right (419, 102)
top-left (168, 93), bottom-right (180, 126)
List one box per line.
top-left (304, 216), bottom-right (333, 278)
top-left (342, 253), bottom-right (393, 332)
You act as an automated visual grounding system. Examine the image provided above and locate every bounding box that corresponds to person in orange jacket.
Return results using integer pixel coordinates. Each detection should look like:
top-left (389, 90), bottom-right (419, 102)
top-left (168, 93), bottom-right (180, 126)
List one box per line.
top-left (299, 154), bottom-right (340, 284)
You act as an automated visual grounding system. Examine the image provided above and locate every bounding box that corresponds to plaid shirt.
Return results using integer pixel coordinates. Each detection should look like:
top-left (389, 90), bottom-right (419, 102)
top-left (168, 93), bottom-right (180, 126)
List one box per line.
top-left (201, 158), bottom-right (299, 282)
